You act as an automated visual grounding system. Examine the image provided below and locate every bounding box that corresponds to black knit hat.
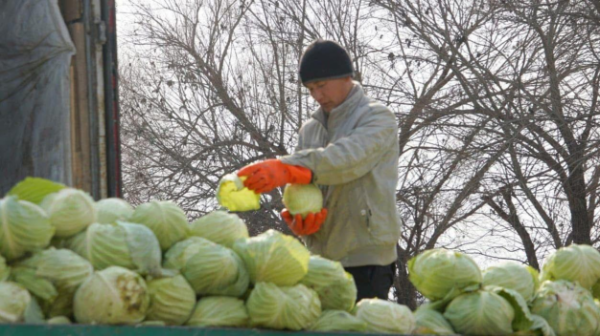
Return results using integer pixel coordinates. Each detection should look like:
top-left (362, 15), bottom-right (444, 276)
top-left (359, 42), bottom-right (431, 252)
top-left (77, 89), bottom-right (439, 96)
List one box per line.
top-left (299, 40), bottom-right (353, 84)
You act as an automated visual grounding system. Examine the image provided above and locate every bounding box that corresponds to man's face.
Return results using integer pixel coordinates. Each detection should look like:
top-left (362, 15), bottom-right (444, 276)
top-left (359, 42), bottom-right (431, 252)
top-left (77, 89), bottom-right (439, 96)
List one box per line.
top-left (305, 77), bottom-right (352, 113)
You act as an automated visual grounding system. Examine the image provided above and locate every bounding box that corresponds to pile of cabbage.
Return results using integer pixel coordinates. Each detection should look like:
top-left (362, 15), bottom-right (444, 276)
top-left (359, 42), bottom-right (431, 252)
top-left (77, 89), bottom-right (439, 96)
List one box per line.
top-left (0, 177), bottom-right (418, 333)
top-left (7, 177), bottom-right (600, 336)
top-left (408, 244), bottom-right (600, 336)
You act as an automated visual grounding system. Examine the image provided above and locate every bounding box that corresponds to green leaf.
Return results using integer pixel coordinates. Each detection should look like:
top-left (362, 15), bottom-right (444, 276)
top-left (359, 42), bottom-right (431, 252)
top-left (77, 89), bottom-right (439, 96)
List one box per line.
top-left (7, 178), bottom-right (66, 204)
top-left (488, 286), bottom-right (534, 332)
top-left (24, 298), bottom-right (45, 324)
top-left (530, 314), bottom-right (556, 336)
top-left (118, 221), bottom-right (162, 277)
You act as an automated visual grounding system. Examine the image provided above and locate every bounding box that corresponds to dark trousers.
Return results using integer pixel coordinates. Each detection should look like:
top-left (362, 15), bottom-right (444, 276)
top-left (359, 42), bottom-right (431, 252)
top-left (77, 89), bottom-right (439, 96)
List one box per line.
top-left (344, 263), bottom-right (395, 301)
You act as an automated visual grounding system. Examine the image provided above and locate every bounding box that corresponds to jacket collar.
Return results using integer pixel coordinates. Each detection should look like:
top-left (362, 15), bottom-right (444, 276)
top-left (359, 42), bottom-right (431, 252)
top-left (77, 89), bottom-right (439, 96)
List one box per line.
top-left (311, 82), bottom-right (364, 129)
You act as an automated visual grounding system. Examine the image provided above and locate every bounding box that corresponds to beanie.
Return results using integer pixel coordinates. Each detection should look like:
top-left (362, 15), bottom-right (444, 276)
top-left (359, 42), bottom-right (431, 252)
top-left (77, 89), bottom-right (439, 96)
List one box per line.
top-left (299, 40), bottom-right (353, 84)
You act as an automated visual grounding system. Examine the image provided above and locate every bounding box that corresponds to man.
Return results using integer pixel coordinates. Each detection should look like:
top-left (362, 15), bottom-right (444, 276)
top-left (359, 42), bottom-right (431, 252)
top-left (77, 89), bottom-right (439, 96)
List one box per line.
top-left (238, 40), bottom-right (402, 301)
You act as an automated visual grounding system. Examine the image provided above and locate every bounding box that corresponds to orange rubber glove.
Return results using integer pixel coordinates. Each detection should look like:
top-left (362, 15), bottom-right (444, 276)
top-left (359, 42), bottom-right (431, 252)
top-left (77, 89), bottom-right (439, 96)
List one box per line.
top-left (281, 208), bottom-right (328, 236)
top-left (237, 159), bottom-right (312, 194)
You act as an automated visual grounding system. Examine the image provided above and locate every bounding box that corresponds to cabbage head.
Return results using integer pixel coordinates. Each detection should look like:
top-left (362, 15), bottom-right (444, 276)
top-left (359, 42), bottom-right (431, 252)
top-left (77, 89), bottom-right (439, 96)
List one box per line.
top-left (216, 173), bottom-right (260, 212)
top-left (0, 254), bottom-right (9, 281)
top-left (47, 316), bottom-right (71, 324)
top-left (187, 296), bottom-right (248, 328)
top-left (73, 266), bottom-right (150, 324)
top-left (128, 200), bottom-right (190, 251)
top-left (146, 274), bottom-right (196, 325)
top-left (0, 281), bottom-right (44, 323)
top-left (11, 248), bottom-right (93, 317)
top-left (488, 286), bottom-right (554, 335)
top-left (189, 211), bottom-right (249, 248)
top-left (483, 261), bottom-right (539, 302)
top-left (0, 196), bottom-right (54, 261)
top-left (233, 229), bottom-right (310, 286)
top-left (68, 221), bottom-right (162, 276)
top-left (309, 310), bottom-right (367, 332)
top-left (300, 255), bottom-right (356, 312)
top-left (443, 290), bottom-right (514, 335)
top-left (140, 321), bottom-right (166, 326)
top-left (96, 198), bottom-right (134, 224)
top-left (40, 188), bottom-right (97, 237)
top-left (354, 298), bottom-right (415, 334)
top-left (593, 281), bottom-right (600, 299)
top-left (246, 282), bottom-right (321, 330)
top-left (409, 248), bottom-right (482, 301)
top-left (283, 184), bottom-right (323, 218)
top-left (541, 244), bottom-right (600, 289)
top-left (531, 280), bottom-right (600, 336)
top-left (164, 237), bottom-right (248, 296)
top-left (414, 308), bottom-right (455, 335)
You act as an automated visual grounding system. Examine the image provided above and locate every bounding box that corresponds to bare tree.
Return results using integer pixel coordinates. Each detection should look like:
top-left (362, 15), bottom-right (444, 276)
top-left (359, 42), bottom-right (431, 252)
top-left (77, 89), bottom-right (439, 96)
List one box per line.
top-left (119, 0), bottom-right (600, 309)
top-left (120, 0), bottom-right (319, 233)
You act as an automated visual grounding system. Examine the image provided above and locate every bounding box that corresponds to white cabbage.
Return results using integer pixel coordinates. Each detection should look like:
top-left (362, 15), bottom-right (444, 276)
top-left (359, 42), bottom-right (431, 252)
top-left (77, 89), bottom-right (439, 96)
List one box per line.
top-left (40, 188), bottom-right (96, 237)
top-left (73, 266), bottom-right (150, 324)
top-left (233, 229), bottom-right (310, 286)
top-left (128, 200), bottom-right (190, 251)
top-left (0, 196), bottom-right (54, 261)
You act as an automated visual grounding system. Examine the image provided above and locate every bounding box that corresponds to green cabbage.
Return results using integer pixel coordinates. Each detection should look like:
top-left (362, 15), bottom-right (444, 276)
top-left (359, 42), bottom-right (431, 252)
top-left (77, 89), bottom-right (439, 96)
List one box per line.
top-left (409, 248), bottom-right (482, 301)
top-left (187, 296), bottom-right (248, 328)
top-left (40, 188), bottom-right (97, 237)
top-left (483, 261), bottom-right (539, 302)
top-left (140, 320), bottom-right (166, 326)
top-left (300, 255), bottom-right (356, 312)
top-left (11, 248), bottom-right (93, 317)
top-left (68, 221), bottom-right (162, 276)
top-left (47, 316), bottom-right (71, 324)
top-left (414, 308), bottom-right (455, 335)
top-left (0, 282), bottom-right (32, 323)
top-left (128, 200), bottom-right (190, 251)
top-left (96, 198), bottom-right (134, 224)
top-left (488, 286), bottom-right (552, 334)
top-left (443, 290), bottom-right (514, 335)
top-left (0, 281), bottom-right (44, 323)
top-left (73, 266), bottom-right (150, 324)
top-left (164, 237), bottom-right (248, 296)
top-left (0, 254), bottom-right (9, 281)
top-left (216, 173), bottom-right (260, 212)
top-left (189, 211), bottom-right (249, 248)
top-left (233, 229), bottom-right (310, 286)
top-left (354, 298), bottom-right (415, 334)
top-left (309, 310), bottom-right (367, 332)
top-left (531, 280), bottom-right (600, 336)
top-left (247, 282), bottom-right (321, 330)
top-left (283, 184), bottom-right (323, 217)
top-left (146, 274), bottom-right (196, 325)
top-left (0, 196), bottom-right (55, 261)
top-left (541, 244), bottom-right (600, 289)
top-left (593, 281), bottom-right (600, 299)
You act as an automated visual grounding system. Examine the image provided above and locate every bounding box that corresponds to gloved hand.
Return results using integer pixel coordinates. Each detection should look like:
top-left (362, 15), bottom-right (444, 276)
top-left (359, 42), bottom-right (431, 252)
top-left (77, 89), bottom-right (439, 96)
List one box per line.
top-left (237, 159), bottom-right (312, 194)
top-left (281, 208), bottom-right (328, 236)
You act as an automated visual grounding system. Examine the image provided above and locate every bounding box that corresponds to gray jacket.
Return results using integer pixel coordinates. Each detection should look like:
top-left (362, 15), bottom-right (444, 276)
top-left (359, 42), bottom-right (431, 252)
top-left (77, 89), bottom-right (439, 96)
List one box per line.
top-left (280, 83), bottom-right (402, 267)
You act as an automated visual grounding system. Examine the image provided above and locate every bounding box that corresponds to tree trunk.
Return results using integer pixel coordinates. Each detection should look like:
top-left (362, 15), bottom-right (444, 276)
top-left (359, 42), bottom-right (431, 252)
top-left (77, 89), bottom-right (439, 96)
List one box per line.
top-left (394, 245), bottom-right (417, 309)
top-left (567, 158), bottom-right (591, 244)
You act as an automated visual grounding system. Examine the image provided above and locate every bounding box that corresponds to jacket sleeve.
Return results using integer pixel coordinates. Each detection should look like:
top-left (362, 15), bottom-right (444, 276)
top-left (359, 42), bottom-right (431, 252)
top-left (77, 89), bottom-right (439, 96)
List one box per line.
top-left (294, 128), bottom-right (305, 153)
top-left (280, 105), bottom-right (397, 185)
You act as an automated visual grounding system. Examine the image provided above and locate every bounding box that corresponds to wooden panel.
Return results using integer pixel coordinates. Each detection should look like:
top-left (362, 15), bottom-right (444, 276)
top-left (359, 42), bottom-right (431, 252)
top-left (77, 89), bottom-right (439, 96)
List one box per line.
top-left (59, 0), bottom-right (83, 22)
top-left (68, 22), bottom-right (93, 194)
